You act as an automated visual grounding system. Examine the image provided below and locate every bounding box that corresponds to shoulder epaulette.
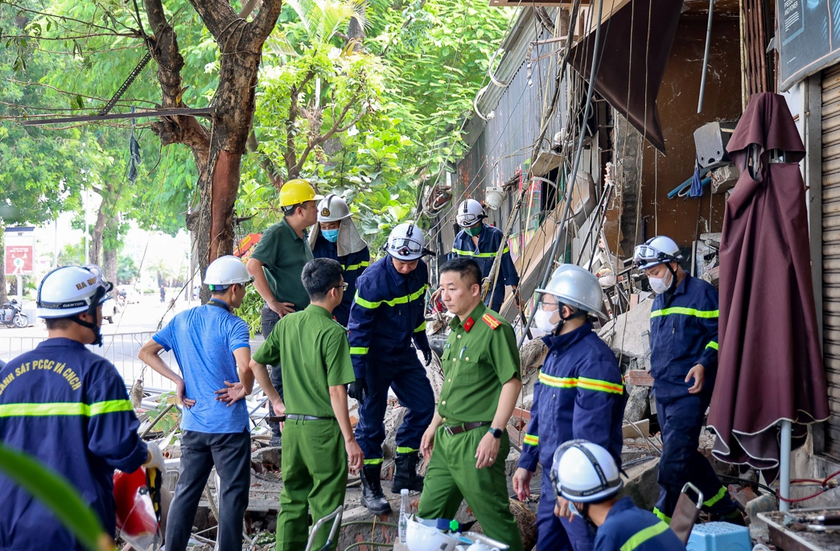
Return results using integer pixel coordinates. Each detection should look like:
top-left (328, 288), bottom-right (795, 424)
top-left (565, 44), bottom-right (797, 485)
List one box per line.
top-left (482, 313), bottom-right (501, 330)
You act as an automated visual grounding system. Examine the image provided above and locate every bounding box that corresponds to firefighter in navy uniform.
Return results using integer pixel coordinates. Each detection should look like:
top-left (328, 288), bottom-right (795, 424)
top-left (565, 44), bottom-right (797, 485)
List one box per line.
top-left (451, 199), bottom-right (519, 312)
top-left (634, 235), bottom-right (740, 524)
top-left (550, 441), bottom-right (684, 551)
top-left (310, 193), bottom-right (370, 326)
top-left (347, 222), bottom-right (435, 515)
top-left (0, 265), bottom-right (163, 551)
top-left (513, 265), bottom-right (625, 551)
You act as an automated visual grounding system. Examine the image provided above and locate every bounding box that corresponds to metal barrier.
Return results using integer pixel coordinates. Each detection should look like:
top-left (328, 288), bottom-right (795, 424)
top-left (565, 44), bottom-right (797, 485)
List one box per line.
top-left (0, 332), bottom-right (177, 391)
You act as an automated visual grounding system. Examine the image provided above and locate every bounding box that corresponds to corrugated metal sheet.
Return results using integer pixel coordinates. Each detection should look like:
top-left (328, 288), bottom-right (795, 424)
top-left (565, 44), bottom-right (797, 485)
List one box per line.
top-left (821, 62), bottom-right (840, 455)
top-left (456, 52), bottom-right (567, 202)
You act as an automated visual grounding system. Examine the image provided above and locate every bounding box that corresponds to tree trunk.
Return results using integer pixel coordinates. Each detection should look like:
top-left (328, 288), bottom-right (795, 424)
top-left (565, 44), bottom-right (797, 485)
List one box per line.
top-left (90, 201), bottom-right (107, 266)
top-left (144, 0), bottom-right (282, 296)
top-left (0, 227), bottom-right (6, 304)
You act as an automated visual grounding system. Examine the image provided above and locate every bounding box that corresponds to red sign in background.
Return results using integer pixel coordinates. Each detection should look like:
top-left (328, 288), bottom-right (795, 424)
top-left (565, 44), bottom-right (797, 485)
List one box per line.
top-left (4, 246), bottom-right (33, 276)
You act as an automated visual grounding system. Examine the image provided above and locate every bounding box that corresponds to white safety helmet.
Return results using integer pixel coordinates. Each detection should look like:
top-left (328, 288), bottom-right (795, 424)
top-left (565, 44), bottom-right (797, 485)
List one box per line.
top-left (37, 265), bottom-right (114, 319)
top-left (405, 517), bottom-right (461, 551)
top-left (385, 223), bottom-right (429, 261)
top-left (535, 264), bottom-right (606, 319)
top-left (550, 441), bottom-right (623, 503)
top-left (204, 255), bottom-right (253, 290)
top-left (456, 199), bottom-right (485, 228)
top-left (633, 235), bottom-right (682, 270)
top-left (317, 193), bottom-right (352, 222)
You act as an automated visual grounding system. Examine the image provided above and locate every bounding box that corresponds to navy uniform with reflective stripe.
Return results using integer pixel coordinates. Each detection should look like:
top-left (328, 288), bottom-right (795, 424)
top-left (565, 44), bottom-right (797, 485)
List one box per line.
top-left (452, 224), bottom-right (519, 312)
top-left (517, 322), bottom-right (625, 551)
top-left (312, 234), bottom-right (370, 326)
top-left (0, 338), bottom-right (147, 551)
top-left (347, 257), bottom-right (435, 463)
top-left (594, 497), bottom-right (684, 551)
top-left (649, 274), bottom-right (737, 522)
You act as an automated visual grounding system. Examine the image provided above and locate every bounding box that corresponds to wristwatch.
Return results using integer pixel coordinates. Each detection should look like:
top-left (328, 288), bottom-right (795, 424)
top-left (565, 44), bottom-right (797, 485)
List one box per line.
top-left (488, 426), bottom-right (503, 439)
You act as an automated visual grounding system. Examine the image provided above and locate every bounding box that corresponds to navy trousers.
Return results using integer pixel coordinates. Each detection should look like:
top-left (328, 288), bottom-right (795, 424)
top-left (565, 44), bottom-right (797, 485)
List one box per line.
top-left (654, 392), bottom-right (738, 520)
top-left (535, 475), bottom-right (595, 551)
top-left (355, 348), bottom-right (434, 461)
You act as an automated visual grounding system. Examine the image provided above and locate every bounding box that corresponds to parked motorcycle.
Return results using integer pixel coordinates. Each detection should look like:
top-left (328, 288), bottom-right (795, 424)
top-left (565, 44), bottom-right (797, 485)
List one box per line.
top-left (1, 300), bottom-right (28, 328)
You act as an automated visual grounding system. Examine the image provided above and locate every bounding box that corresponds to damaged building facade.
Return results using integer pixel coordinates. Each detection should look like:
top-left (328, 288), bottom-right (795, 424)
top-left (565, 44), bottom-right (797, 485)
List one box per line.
top-left (425, 0), bottom-right (840, 517)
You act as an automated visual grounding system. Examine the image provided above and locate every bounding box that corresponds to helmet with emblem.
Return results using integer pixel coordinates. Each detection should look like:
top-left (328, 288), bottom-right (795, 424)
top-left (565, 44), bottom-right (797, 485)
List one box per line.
top-left (317, 194), bottom-right (352, 222)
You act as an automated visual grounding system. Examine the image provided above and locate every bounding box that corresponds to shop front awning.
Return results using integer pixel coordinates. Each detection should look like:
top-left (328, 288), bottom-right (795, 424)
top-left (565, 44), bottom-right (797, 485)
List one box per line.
top-left (567, 0), bottom-right (683, 153)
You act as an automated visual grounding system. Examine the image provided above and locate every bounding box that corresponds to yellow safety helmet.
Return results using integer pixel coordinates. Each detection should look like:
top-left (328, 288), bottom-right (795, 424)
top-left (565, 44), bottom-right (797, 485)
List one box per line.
top-left (279, 179), bottom-right (317, 207)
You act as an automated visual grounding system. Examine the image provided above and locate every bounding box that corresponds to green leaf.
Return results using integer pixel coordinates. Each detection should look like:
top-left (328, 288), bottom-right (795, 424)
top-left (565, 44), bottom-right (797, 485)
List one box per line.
top-left (0, 444), bottom-right (114, 551)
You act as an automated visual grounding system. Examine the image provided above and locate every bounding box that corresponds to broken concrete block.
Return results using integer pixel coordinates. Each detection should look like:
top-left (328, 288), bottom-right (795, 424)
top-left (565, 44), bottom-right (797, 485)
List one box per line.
top-left (745, 493), bottom-right (777, 534)
top-left (624, 385), bottom-right (651, 422)
top-left (598, 299), bottom-right (653, 360)
top-left (622, 419), bottom-right (649, 439)
top-left (619, 457), bottom-right (660, 511)
top-left (252, 447), bottom-right (282, 470)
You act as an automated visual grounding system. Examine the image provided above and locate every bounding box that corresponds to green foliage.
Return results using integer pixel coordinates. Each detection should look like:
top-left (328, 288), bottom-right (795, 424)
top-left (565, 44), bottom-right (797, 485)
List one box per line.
top-left (237, 284), bottom-right (265, 337)
top-left (117, 254), bottom-right (139, 284)
top-left (149, 392), bottom-right (181, 434)
top-left (0, 443), bottom-right (114, 551)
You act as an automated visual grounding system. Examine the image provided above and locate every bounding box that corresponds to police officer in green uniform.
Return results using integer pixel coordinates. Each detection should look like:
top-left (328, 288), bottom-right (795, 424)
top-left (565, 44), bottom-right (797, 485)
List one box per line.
top-left (250, 258), bottom-right (363, 551)
top-left (417, 257), bottom-right (524, 551)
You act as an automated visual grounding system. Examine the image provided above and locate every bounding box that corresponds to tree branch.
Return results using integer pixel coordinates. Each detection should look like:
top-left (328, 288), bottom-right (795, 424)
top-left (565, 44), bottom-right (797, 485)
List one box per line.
top-left (3, 3), bottom-right (133, 33)
top-left (291, 84), bottom-right (366, 177)
top-left (185, 0), bottom-right (239, 43)
top-left (246, 0), bottom-right (283, 44)
top-left (284, 70), bottom-right (316, 176)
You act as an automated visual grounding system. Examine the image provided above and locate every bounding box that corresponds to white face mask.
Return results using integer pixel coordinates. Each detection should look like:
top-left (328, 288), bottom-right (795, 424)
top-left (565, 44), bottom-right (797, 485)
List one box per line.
top-left (534, 308), bottom-right (559, 333)
top-left (649, 270), bottom-right (673, 294)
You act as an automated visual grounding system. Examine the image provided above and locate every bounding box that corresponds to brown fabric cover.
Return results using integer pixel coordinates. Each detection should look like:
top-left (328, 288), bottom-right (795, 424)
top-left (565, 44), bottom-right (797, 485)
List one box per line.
top-left (708, 92), bottom-right (830, 476)
top-left (568, 0), bottom-right (683, 153)
top-left (670, 492), bottom-right (701, 544)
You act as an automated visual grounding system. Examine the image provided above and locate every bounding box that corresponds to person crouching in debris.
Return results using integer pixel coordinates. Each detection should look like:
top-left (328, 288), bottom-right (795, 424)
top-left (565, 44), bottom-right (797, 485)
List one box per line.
top-left (250, 258), bottom-right (363, 551)
top-left (513, 265), bottom-right (625, 551)
top-left (633, 236), bottom-right (741, 524)
top-left (417, 257), bottom-right (524, 551)
top-left (0, 265), bottom-right (162, 551)
top-left (139, 256), bottom-right (268, 551)
top-left (550, 441), bottom-right (684, 551)
top-left (347, 223), bottom-right (436, 515)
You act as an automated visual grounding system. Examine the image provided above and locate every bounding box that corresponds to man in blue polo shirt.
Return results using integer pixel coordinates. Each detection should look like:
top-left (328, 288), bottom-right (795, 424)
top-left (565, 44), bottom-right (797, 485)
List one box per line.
top-left (139, 256), bottom-right (283, 551)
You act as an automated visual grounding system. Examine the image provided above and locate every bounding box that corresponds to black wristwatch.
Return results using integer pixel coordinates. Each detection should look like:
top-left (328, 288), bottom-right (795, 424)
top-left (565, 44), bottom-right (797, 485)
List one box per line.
top-left (488, 426), bottom-right (503, 439)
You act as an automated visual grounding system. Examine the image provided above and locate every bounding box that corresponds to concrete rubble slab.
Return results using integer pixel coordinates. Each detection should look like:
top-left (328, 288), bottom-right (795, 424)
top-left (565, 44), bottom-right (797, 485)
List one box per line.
top-left (598, 299), bottom-right (653, 361)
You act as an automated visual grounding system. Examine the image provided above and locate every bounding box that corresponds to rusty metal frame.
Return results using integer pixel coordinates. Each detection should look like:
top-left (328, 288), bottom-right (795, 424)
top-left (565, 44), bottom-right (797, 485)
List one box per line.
top-left (20, 107), bottom-right (215, 126)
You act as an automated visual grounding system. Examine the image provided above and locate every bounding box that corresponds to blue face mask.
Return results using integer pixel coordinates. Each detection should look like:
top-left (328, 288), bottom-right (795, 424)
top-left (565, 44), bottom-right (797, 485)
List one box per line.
top-left (322, 229), bottom-right (339, 243)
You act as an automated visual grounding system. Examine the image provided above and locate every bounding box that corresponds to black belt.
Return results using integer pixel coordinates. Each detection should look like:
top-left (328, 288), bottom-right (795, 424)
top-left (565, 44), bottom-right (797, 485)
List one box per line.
top-left (285, 414), bottom-right (334, 421)
top-left (443, 421), bottom-right (490, 435)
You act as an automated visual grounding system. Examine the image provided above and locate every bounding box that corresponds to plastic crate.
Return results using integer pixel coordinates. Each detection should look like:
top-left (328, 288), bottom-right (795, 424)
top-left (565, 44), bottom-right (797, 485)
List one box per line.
top-left (686, 522), bottom-right (751, 551)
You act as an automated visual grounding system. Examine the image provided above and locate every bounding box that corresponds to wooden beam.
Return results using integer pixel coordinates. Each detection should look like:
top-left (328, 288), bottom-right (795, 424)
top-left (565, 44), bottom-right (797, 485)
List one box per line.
top-left (20, 107), bottom-right (215, 126)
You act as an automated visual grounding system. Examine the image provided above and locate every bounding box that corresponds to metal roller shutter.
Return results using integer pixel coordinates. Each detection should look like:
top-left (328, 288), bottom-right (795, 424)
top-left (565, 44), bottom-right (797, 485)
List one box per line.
top-left (822, 63), bottom-right (840, 456)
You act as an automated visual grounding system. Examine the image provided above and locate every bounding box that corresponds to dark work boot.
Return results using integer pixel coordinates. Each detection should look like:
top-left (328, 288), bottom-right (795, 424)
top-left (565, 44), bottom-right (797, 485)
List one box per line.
top-left (360, 464), bottom-right (392, 515)
top-left (391, 451), bottom-right (424, 493)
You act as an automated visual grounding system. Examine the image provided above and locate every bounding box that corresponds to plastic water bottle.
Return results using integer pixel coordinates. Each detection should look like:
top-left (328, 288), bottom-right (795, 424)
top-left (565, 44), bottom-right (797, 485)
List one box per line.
top-left (399, 488), bottom-right (410, 543)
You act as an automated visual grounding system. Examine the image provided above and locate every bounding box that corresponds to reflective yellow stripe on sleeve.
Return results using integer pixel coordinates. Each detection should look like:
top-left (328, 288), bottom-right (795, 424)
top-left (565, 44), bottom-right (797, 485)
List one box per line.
top-left (354, 285), bottom-right (429, 310)
top-left (705, 341), bottom-right (718, 350)
top-left (650, 307), bottom-right (719, 319)
top-left (350, 347), bottom-right (369, 356)
top-left (0, 399), bottom-right (134, 418)
top-left (620, 521), bottom-right (671, 551)
top-left (414, 322), bottom-right (426, 333)
top-left (538, 372), bottom-right (624, 395)
top-left (523, 433), bottom-right (539, 446)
